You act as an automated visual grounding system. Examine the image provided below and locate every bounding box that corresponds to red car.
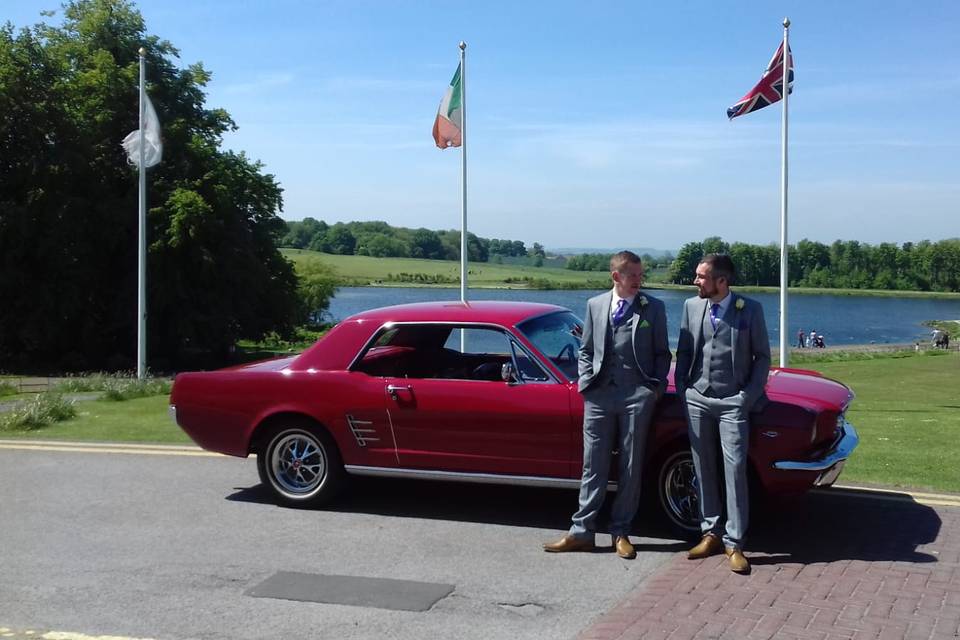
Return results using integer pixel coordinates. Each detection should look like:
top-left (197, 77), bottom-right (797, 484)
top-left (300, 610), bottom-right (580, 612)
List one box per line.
top-left (170, 301), bottom-right (859, 533)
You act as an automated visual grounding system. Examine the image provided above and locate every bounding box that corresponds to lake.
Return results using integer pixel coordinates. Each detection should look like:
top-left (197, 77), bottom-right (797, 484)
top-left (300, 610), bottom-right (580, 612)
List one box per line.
top-left (327, 287), bottom-right (960, 348)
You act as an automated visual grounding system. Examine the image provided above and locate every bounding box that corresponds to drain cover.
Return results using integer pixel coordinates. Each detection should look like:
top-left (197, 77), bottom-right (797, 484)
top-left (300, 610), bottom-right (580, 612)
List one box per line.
top-left (246, 571), bottom-right (455, 611)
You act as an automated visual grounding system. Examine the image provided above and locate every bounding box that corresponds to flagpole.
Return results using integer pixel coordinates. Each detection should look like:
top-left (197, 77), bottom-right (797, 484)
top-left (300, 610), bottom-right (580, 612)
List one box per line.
top-left (459, 41), bottom-right (467, 306)
top-left (458, 42), bottom-right (467, 353)
top-left (778, 19), bottom-right (790, 368)
top-left (137, 47), bottom-right (147, 379)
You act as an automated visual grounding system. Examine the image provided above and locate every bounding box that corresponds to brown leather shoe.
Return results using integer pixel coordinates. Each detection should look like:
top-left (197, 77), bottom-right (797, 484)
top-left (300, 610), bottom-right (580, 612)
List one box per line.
top-left (543, 534), bottom-right (595, 553)
top-left (725, 547), bottom-right (751, 574)
top-left (687, 533), bottom-right (723, 559)
top-left (614, 536), bottom-right (637, 559)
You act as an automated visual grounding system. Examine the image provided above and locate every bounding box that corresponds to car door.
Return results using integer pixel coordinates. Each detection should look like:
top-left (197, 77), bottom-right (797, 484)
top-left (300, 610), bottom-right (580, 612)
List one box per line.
top-left (385, 326), bottom-right (576, 477)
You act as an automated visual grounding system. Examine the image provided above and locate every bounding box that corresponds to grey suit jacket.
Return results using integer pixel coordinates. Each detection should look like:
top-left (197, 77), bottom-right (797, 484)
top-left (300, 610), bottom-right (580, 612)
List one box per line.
top-left (674, 293), bottom-right (771, 409)
top-left (577, 291), bottom-right (672, 395)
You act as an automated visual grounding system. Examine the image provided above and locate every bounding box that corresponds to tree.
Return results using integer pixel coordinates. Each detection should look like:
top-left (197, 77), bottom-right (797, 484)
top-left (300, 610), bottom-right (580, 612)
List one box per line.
top-left (325, 224), bottom-right (356, 255)
top-left (667, 241), bottom-right (703, 284)
top-left (296, 259), bottom-right (338, 324)
top-left (0, 0), bottom-right (300, 369)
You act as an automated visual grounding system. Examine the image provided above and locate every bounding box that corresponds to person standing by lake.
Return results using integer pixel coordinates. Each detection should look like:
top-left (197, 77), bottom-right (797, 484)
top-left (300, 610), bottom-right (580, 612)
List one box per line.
top-left (543, 251), bottom-right (671, 559)
top-left (797, 328), bottom-right (806, 348)
top-left (674, 254), bottom-right (770, 574)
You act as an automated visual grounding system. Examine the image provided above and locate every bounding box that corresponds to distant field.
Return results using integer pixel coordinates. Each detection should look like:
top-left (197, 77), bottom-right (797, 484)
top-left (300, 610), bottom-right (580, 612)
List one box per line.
top-left (282, 249), bottom-right (614, 289)
top-left (282, 250), bottom-right (960, 299)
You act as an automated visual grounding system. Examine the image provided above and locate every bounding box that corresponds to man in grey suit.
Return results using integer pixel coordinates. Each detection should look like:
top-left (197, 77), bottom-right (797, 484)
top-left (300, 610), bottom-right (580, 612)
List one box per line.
top-left (544, 251), bottom-right (671, 559)
top-left (674, 254), bottom-right (770, 574)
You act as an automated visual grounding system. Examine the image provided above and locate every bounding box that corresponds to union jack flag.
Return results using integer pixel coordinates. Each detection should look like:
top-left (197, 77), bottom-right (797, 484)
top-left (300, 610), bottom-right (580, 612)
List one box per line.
top-left (727, 42), bottom-right (794, 119)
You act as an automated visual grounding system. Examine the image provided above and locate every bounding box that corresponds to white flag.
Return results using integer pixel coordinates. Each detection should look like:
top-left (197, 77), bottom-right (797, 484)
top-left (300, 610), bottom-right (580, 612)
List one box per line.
top-left (122, 94), bottom-right (163, 168)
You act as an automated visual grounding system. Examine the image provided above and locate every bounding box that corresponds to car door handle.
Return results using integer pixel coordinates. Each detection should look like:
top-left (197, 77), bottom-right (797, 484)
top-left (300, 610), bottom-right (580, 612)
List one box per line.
top-left (387, 384), bottom-right (412, 401)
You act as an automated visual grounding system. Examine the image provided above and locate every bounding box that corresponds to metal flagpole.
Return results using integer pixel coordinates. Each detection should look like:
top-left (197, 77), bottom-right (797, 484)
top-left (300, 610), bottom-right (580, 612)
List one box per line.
top-left (137, 47), bottom-right (147, 379)
top-left (778, 19), bottom-right (790, 368)
top-left (459, 41), bottom-right (467, 305)
top-left (459, 41), bottom-right (467, 353)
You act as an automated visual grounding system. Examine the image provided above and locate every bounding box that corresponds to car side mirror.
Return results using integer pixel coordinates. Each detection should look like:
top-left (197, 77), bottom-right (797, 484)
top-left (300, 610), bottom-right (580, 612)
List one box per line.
top-left (501, 363), bottom-right (516, 383)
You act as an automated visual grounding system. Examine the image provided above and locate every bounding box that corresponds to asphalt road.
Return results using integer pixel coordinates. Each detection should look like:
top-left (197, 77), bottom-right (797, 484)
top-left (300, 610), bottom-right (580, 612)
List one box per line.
top-left (0, 445), bottom-right (683, 640)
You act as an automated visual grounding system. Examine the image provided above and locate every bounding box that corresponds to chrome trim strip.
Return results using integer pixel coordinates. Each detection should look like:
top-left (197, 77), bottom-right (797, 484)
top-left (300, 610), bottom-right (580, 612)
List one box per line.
top-left (344, 465), bottom-right (616, 490)
top-left (346, 415), bottom-right (379, 447)
top-left (773, 419), bottom-right (859, 472)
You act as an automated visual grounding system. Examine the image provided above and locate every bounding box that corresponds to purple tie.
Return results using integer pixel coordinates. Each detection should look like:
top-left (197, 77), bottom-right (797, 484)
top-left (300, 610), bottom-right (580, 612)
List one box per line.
top-left (710, 303), bottom-right (720, 329)
top-left (612, 298), bottom-right (628, 327)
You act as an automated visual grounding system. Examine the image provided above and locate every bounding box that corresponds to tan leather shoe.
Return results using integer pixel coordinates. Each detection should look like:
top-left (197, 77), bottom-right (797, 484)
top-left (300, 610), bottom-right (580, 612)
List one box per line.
top-left (687, 533), bottom-right (723, 559)
top-left (543, 534), bottom-right (595, 553)
top-left (614, 536), bottom-right (637, 559)
top-left (725, 547), bottom-right (751, 574)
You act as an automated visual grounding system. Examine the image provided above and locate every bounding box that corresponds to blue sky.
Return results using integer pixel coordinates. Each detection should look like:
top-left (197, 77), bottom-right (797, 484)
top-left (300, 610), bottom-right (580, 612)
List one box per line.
top-left (8, 0), bottom-right (960, 251)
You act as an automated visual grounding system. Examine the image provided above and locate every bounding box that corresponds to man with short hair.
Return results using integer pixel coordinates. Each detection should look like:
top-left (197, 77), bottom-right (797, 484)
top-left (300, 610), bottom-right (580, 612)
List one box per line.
top-left (675, 254), bottom-right (770, 574)
top-left (544, 251), bottom-right (671, 559)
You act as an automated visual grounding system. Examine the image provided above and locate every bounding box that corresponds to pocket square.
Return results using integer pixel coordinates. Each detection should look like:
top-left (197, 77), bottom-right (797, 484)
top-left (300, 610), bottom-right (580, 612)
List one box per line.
top-left (638, 319), bottom-right (651, 328)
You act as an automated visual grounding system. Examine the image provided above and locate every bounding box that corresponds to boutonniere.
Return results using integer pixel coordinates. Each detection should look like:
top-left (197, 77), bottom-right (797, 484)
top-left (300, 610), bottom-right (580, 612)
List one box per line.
top-left (735, 298), bottom-right (745, 311)
top-left (639, 296), bottom-right (649, 307)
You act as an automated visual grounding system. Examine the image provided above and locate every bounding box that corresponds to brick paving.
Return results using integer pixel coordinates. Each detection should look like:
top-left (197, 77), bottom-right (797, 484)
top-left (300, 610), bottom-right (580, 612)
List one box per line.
top-left (579, 489), bottom-right (960, 640)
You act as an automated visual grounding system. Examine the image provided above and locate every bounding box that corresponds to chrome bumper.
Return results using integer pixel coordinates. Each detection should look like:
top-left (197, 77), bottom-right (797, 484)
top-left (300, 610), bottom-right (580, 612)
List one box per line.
top-left (773, 419), bottom-right (859, 485)
top-left (168, 404), bottom-right (177, 425)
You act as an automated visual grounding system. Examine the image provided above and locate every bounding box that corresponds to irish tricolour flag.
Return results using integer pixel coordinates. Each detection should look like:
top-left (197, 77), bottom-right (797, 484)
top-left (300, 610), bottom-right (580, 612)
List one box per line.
top-left (432, 63), bottom-right (462, 149)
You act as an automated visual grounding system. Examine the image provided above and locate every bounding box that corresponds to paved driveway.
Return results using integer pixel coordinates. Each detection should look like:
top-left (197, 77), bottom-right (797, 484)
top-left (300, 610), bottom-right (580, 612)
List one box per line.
top-left (0, 444), bottom-right (677, 640)
top-left (2, 443), bottom-right (957, 640)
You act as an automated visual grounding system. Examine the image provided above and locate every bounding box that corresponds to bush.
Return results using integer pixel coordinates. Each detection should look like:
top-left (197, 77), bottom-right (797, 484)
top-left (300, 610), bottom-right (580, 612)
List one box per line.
top-left (0, 393), bottom-right (76, 432)
top-left (55, 372), bottom-right (172, 400)
top-left (0, 381), bottom-right (17, 397)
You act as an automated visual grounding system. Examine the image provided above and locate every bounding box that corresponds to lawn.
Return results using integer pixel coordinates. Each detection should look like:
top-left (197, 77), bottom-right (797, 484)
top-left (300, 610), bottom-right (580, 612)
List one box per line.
top-left (0, 395), bottom-right (189, 444)
top-left (803, 351), bottom-right (959, 493)
top-left (1, 352), bottom-right (957, 493)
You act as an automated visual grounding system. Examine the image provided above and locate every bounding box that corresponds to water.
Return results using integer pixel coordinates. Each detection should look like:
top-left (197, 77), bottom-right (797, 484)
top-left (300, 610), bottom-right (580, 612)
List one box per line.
top-left (326, 287), bottom-right (960, 349)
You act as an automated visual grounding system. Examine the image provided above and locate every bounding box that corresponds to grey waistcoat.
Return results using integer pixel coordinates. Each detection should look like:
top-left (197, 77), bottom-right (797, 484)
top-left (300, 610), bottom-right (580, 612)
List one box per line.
top-left (692, 313), bottom-right (738, 398)
top-left (595, 312), bottom-right (648, 387)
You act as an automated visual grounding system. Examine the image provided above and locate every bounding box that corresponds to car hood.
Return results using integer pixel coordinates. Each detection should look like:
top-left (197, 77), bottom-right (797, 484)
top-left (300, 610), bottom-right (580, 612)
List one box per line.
top-left (766, 367), bottom-right (854, 412)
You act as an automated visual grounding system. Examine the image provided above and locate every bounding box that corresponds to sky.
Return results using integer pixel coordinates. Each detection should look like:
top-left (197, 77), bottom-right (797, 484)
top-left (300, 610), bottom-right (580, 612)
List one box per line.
top-left (7, 0), bottom-right (960, 252)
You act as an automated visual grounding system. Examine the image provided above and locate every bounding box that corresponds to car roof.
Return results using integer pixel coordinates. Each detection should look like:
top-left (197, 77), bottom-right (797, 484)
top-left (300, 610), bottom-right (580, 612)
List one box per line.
top-left (344, 300), bottom-right (572, 327)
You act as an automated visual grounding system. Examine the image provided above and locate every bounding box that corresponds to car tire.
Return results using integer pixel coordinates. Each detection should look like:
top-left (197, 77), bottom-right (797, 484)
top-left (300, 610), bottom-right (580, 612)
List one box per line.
top-left (655, 447), bottom-right (702, 537)
top-left (256, 422), bottom-right (345, 508)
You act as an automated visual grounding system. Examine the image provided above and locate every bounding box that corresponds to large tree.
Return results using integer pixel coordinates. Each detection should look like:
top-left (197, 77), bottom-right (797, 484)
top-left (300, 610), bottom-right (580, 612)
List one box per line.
top-left (0, 0), bottom-right (299, 371)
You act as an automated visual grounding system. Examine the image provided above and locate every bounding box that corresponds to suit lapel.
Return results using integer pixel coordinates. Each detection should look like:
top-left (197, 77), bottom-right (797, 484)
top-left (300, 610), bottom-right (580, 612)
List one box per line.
top-left (596, 291), bottom-right (613, 354)
top-left (691, 298), bottom-right (708, 361)
top-left (729, 293), bottom-right (740, 373)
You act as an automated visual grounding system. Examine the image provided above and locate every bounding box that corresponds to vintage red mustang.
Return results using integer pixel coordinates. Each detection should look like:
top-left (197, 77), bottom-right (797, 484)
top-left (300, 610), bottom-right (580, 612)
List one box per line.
top-left (170, 301), bottom-right (859, 533)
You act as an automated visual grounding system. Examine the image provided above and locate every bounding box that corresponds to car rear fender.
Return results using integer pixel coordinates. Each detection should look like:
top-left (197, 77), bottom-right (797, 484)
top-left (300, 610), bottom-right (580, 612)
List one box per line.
top-left (248, 410), bottom-right (334, 456)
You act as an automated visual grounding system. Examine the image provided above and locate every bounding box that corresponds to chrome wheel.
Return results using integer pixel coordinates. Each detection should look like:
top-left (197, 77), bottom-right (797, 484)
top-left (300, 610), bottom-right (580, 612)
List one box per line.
top-left (659, 450), bottom-right (701, 532)
top-left (257, 424), bottom-right (344, 506)
top-left (270, 430), bottom-right (328, 496)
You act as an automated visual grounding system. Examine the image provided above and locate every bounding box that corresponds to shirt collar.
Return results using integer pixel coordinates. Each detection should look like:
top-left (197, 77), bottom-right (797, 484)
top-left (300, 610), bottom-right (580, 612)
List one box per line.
top-left (712, 292), bottom-right (733, 317)
top-left (611, 289), bottom-right (636, 311)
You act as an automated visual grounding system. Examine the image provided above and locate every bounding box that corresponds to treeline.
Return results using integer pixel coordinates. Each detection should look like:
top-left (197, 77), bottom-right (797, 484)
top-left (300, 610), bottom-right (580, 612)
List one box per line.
top-left (668, 237), bottom-right (960, 292)
top-left (280, 218), bottom-right (543, 263)
top-left (566, 252), bottom-right (675, 271)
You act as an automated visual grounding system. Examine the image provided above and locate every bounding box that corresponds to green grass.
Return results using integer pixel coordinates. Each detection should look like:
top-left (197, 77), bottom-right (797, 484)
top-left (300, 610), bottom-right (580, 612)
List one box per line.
top-left (803, 351), bottom-right (960, 493)
top-left (283, 249), bottom-right (960, 299)
top-left (0, 395), bottom-right (189, 444)
top-left (283, 249), bottom-right (613, 289)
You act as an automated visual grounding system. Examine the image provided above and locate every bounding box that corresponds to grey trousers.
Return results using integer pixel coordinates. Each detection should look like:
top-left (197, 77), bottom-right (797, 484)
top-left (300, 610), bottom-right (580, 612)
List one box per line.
top-left (570, 381), bottom-right (656, 540)
top-left (683, 387), bottom-right (750, 550)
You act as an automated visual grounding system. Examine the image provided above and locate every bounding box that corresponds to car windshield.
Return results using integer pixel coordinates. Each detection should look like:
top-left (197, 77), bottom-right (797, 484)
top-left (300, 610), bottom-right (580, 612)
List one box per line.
top-left (516, 310), bottom-right (582, 382)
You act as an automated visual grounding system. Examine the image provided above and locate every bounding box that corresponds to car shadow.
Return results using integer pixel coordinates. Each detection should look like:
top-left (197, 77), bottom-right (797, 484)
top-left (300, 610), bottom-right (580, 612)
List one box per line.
top-left (227, 481), bottom-right (942, 565)
top-left (747, 487), bottom-right (941, 565)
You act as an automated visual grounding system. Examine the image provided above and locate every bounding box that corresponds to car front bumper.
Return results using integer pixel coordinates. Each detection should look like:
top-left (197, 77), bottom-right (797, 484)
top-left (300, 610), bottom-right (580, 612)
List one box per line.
top-left (772, 419), bottom-right (859, 487)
